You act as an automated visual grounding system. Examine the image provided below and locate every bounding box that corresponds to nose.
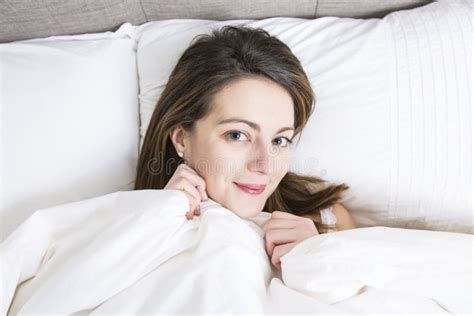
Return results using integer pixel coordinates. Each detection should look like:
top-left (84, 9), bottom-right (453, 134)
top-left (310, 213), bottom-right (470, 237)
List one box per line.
top-left (247, 139), bottom-right (275, 175)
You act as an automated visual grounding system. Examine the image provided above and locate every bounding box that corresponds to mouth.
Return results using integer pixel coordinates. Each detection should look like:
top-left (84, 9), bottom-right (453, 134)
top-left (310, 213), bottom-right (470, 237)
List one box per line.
top-left (233, 182), bottom-right (266, 195)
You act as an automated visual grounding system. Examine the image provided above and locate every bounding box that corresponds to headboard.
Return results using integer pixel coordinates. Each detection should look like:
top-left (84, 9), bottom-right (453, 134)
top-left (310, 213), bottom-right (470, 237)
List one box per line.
top-left (0, 0), bottom-right (432, 43)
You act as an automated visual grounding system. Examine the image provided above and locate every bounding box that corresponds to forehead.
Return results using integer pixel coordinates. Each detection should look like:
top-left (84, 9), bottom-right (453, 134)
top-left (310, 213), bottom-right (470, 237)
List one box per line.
top-left (207, 77), bottom-right (294, 128)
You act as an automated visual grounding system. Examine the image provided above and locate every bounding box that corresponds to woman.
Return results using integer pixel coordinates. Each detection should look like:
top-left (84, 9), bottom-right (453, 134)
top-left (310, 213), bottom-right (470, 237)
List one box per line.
top-left (135, 25), bottom-right (356, 270)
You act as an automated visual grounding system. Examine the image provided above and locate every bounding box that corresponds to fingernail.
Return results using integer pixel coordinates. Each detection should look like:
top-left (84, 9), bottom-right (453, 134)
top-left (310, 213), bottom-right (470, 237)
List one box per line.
top-left (204, 193), bottom-right (208, 200)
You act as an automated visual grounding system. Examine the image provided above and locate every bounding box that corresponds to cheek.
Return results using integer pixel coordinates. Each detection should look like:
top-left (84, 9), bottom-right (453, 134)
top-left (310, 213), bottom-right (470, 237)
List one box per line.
top-left (273, 152), bottom-right (291, 177)
top-left (265, 153), bottom-right (290, 194)
top-left (209, 144), bottom-right (247, 178)
top-left (194, 141), bottom-right (245, 191)
top-left (192, 138), bottom-right (223, 175)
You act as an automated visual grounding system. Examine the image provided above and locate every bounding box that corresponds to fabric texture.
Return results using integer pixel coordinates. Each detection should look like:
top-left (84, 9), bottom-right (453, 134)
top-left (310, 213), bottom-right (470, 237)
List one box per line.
top-left (0, 24), bottom-right (140, 242)
top-left (1, 189), bottom-right (471, 314)
top-left (320, 207), bottom-right (337, 231)
top-left (0, 0), bottom-right (432, 42)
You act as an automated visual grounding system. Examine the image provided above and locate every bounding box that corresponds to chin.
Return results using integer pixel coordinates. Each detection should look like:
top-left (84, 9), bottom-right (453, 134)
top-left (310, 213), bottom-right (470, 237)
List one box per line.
top-left (228, 201), bottom-right (264, 218)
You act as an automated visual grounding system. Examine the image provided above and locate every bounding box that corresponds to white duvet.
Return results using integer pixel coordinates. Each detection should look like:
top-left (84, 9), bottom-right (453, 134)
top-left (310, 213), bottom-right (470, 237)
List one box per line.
top-left (1, 189), bottom-right (472, 315)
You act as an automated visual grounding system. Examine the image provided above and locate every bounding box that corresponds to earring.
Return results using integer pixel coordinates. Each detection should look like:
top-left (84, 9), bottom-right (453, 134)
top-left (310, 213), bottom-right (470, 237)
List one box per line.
top-left (178, 151), bottom-right (184, 158)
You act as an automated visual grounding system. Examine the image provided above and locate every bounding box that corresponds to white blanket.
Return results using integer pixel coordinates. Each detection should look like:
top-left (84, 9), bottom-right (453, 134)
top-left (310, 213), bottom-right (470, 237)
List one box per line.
top-left (1, 189), bottom-right (472, 314)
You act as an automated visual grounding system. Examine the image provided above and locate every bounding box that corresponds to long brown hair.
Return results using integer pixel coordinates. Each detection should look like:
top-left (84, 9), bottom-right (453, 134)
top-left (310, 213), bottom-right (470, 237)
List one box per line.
top-left (134, 25), bottom-right (349, 233)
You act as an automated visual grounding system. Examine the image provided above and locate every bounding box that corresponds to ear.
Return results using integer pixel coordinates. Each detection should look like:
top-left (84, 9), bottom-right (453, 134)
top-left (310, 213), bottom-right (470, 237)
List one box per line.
top-left (169, 125), bottom-right (188, 154)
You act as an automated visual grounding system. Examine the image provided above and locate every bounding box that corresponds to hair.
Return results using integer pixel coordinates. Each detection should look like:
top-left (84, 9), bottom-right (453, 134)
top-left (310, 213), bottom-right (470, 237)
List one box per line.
top-left (134, 25), bottom-right (349, 233)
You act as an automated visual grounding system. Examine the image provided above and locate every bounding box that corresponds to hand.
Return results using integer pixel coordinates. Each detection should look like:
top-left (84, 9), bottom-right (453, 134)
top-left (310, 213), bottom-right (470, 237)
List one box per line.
top-left (263, 211), bottom-right (319, 271)
top-left (164, 163), bottom-right (208, 220)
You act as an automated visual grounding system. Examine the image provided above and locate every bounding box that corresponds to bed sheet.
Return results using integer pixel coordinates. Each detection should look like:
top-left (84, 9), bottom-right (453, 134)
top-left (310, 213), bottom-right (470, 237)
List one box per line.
top-left (1, 189), bottom-right (471, 314)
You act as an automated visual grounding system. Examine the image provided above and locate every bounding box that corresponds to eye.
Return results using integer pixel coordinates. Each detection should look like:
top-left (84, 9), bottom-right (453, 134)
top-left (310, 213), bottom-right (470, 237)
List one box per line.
top-left (226, 130), bottom-right (249, 142)
top-left (272, 137), bottom-right (293, 147)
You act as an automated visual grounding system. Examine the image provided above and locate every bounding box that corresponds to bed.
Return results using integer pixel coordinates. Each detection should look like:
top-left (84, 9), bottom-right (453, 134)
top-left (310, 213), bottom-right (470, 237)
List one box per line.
top-left (1, 0), bottom-right (472, 314)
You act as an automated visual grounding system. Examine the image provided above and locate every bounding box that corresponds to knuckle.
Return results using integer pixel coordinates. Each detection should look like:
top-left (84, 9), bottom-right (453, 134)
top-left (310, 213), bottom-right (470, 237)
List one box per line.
top-left (178, 168), bottom-right (189, 177)
top-left (303, 217), bottom-right (314, 226)
top-left (183, 177), bottom-right (194, 186)
top-left (181, 163), bottom-right (191, 170)
top-left (193, 186), bottom-right (201, 195)
top-left (272, 210), bottom-right (284, 217)
top-left (306, 219), bottom-right (317, 230)
top-left (175, 174), bottom-right (186, 182)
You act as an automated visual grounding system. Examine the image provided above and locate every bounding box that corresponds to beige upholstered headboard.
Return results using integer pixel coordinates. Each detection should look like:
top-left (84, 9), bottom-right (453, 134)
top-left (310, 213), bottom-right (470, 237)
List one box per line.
top-left (0, 0), bottom-right (432, 43)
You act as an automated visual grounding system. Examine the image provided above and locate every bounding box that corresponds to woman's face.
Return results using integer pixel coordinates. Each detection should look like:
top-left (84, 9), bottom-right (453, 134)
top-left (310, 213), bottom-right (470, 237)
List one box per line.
top-left (179, 77), bottom-right (295, 218)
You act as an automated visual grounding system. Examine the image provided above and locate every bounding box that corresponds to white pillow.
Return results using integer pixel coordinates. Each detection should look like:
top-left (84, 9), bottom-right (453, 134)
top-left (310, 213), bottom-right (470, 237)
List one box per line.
top-left (134, 0), bottom-right (472, 233)
top-left (0, 23), bottom-right (140, 241)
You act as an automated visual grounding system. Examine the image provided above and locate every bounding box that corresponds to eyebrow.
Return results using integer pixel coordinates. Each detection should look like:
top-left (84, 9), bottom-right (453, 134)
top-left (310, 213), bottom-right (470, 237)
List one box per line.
top-left (217, 118), bottom-right (294, 134)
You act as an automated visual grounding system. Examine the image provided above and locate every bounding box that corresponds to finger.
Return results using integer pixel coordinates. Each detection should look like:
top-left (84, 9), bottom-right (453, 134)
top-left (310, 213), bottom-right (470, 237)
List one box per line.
top-left (263, 218), bottom-right (298, 231)
top-left (178, 165), bottom-right (208, 201)
top-left (271, 210), bottom-right (301, 220)
top-left (265, 228), bottom-right (302, 257)
top-left (268, 213), bottom-right (319, 235)
top-left (181, 191), bottom-right (198, 219)
top-left (185, 204), bottom-right (201, 220)
top-left (271, 242), bottom-right (298, 271)
top-left (177, 180), bottom-right (201, 213)
top-left (179, 181), bottom-right (201, 211)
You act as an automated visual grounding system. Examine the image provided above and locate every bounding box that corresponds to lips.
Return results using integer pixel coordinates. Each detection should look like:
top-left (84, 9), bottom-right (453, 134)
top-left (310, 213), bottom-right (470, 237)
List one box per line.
top-left (233, 182), bottom-right (266, 195)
